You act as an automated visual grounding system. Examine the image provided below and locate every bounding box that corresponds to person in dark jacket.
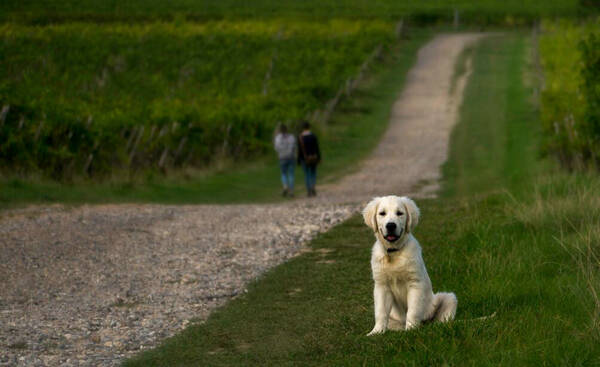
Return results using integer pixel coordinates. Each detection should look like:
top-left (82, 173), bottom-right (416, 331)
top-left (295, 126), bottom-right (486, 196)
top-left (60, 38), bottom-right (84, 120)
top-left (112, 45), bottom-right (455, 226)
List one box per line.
top-left (297, 121), bottom-right (321, 197)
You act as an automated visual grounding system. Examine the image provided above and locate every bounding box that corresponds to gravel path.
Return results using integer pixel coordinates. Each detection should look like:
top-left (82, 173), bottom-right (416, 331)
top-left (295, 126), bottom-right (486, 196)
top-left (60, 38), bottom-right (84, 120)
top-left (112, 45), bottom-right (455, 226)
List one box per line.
top-left (0, 33), bottom-right (484, 366)
top-left (318, 33), bottom-right (485, 202)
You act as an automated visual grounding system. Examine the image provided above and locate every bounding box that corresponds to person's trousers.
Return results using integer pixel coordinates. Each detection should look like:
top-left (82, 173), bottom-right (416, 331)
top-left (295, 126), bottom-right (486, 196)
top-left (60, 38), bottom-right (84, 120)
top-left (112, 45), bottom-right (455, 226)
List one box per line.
top-left (301, 162), bottom-right (317, 190)
top-left (279, 158), bottom-right (295, 190)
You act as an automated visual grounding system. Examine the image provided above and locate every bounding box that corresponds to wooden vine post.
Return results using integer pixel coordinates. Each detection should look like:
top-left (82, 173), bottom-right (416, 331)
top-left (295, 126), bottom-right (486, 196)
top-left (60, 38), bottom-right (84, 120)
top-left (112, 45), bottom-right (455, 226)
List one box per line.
top-left (0, 105), bottom-right (9, 126)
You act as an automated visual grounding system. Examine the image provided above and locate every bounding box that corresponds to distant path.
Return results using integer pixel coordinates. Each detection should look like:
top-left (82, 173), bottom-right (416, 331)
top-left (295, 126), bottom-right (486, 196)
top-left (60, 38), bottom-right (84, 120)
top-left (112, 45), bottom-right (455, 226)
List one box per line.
top-left (0, 33), bottom-right (485, 366)
top-left (317, 33), bottom-right (485, 202)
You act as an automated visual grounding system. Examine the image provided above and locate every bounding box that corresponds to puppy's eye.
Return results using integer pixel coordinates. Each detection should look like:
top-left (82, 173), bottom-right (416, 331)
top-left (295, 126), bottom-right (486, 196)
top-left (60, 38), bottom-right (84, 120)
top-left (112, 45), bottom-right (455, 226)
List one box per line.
top-left (379, 211), bottom-right (386, 216)
top-left (397, 211), bottom-right (404, 216)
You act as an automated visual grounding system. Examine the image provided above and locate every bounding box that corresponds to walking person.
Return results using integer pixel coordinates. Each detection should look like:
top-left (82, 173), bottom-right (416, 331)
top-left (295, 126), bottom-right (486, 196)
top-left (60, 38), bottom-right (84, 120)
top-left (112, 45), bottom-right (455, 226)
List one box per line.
top-left (297, 121), bottom-right (321, 197)
top-left (274, 123), bottom-right (297, 197)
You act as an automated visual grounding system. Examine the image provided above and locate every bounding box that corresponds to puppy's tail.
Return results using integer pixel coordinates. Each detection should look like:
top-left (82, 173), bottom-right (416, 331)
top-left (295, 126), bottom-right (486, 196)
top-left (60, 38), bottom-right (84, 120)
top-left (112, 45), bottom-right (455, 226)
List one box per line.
top-left (457, 312), bottom-right (497, 322)
top-left (430, 293), bottom-right (496, 324)
top-left (430, 292), bottom-right (457, 322)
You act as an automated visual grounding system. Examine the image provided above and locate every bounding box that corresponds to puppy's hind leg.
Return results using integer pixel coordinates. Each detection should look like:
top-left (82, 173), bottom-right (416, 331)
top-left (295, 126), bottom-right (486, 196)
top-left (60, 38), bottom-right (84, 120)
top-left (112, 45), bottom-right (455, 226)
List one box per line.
top-left (431, 292), bottom-right (457, 322)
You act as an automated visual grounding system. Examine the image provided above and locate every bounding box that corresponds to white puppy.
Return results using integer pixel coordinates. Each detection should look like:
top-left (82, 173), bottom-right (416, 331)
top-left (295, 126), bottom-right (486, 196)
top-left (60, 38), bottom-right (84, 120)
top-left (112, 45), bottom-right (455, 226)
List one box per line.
top-left (363, 196), bottom-right (457, 336)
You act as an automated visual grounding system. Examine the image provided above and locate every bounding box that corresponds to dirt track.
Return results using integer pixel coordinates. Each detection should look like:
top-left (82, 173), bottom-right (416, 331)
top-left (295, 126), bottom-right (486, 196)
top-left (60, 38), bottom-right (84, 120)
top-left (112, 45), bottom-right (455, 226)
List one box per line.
top-left (0, 33), bottom-right (484, 366)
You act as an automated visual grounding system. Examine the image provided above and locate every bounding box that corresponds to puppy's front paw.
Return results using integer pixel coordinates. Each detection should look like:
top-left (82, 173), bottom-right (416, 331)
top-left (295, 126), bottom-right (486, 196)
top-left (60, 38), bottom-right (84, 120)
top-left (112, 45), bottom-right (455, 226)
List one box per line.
top-left (367, 325), bottom-right (385, 336)
top-left (405, 320), bottom-right (420, 330)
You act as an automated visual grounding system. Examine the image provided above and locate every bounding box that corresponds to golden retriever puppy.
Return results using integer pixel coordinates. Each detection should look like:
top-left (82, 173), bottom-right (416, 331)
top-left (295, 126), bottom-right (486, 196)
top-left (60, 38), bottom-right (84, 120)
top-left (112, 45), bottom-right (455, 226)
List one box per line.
top-left (363, 196), bottom-right (456, 335)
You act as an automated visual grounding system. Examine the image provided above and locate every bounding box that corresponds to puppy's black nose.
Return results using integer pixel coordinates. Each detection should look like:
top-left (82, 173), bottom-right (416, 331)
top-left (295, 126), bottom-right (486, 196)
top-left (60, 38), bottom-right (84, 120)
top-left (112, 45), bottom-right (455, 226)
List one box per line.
top-left (386, 222), bottom-right (397, 232)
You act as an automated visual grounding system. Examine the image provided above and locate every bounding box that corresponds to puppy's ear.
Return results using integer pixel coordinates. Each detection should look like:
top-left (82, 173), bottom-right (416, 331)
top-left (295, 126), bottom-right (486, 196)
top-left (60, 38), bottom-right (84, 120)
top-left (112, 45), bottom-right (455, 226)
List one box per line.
top-left (362, 197), bottom-right (381, 232)
top-left (401, 197), bottom-right (420, 233)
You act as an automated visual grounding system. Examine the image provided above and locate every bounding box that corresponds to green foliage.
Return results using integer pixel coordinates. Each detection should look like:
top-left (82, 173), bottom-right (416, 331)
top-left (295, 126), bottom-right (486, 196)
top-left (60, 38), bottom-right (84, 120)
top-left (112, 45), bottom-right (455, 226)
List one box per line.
top-left (580, 0), bottom-right (600, 10)
top-left (0, 0), bottom-right (582, 24)
top-left (580, 32), bottom-right (600, 147)
top-left (539, 18), bottom-right (600, 169)
top-left (0, 0), bottom-right (589, 181)
top-left (0, 30), bottom-right (432, 207)
top-left (0, 20), bottom-right (394, 179)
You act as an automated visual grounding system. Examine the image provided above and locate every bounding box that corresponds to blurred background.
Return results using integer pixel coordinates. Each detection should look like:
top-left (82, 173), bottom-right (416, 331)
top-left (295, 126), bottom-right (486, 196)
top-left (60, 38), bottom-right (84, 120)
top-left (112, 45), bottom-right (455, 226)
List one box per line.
top-left (0, 0), bottom-right (598, 205)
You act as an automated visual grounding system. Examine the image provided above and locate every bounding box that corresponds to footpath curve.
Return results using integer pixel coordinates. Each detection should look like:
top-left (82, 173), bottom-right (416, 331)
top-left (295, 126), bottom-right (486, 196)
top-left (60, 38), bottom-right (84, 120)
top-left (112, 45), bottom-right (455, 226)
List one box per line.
top-left (318, 33), bottom-right (485, 202)
top-left (0, 33), bottom-right (484, 367)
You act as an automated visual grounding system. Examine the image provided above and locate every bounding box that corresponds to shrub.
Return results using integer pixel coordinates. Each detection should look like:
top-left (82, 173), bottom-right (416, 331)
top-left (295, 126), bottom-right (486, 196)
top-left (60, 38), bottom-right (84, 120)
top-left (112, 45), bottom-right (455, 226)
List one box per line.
top-left (580, 32), bottom-right (600, 158)
top-left (539, 18), bottom-right (600, 169)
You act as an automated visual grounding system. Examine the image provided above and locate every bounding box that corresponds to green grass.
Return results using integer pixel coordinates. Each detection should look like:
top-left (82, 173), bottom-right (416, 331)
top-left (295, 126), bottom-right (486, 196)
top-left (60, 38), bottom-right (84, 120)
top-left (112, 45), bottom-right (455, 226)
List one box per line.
top-left (0, 29), bottom-right (432, 209)
top-left (442, 33), bottom-right (542, 197)
top-left (124, 33), bottom-right (600, 366)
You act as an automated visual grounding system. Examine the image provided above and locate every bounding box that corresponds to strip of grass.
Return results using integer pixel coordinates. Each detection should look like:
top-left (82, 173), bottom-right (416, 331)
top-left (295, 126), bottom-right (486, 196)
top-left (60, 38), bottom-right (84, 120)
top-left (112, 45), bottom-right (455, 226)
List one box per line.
top-left (124, 32), bottom-right (600, 365)
top-left (0, 29), bottom-right (432, 209)
top-left (442, 33), bottom-right (543, 197)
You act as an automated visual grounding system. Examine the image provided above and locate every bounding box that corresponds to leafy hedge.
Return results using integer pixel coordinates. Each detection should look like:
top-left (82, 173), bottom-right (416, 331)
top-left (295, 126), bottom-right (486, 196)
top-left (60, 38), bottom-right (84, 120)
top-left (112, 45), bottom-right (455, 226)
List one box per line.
top-left (0, 0), bottom-right (582, 24)
top-left (0, 20), bottom-right (394, 179)
top-left (539, 18), bottom-right (600, 169)
top-left (580, 32), bottom-right (600, 151)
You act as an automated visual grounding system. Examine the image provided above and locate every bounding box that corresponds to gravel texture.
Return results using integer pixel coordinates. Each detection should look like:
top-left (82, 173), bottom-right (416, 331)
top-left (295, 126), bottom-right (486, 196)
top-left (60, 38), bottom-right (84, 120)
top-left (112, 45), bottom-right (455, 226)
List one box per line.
top-left (0, 33), bottom-right (484, 366)
top-left (0, 203), bottom-right (355, 366)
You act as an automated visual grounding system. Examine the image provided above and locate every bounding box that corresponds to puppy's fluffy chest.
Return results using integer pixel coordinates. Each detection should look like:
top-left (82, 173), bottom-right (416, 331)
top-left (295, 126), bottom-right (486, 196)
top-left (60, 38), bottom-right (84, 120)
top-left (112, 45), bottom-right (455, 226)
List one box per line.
top-left (371, 238), bottom-right (426, 285)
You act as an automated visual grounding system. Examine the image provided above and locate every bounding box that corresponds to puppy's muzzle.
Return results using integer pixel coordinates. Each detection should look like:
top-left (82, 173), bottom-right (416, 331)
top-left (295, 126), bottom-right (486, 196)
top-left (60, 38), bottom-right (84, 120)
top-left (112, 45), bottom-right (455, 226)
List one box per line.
top-left (384, 222), bottom-right (401, 242)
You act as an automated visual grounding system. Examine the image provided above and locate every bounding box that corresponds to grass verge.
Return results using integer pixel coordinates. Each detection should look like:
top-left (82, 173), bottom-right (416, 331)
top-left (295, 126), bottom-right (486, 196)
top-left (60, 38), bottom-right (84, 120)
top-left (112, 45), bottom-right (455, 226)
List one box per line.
top-left (0, 29), bottom-right (432, 210)
top-left (124, 32), bottom-right (600, 365)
